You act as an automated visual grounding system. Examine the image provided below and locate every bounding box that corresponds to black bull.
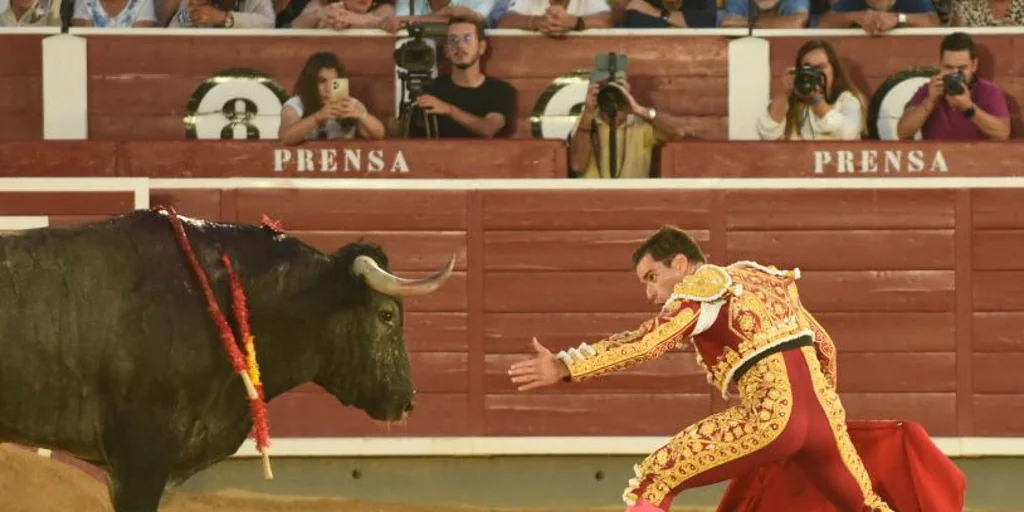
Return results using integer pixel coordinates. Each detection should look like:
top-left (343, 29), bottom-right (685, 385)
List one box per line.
top-left (0, 209), bottom-right (455, 512)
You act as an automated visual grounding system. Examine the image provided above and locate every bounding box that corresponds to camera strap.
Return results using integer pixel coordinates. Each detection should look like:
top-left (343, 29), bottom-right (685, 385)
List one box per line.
top-left (589, 117), bottom-right (629, 179)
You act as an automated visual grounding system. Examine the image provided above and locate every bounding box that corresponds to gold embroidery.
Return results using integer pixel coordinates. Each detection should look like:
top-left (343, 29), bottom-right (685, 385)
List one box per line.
top-left (562, 306), bottom-right (699, 381)
top-left (693, 265), bottom-right (816, 395)
top-left (801, 347), bottom-right (894, 512)
top-left (622, 351), bottom-right (794, 506)
top-left (672, 265), bottom-right (732, 302)
top-left (800, 306), bottom-right (838, 389)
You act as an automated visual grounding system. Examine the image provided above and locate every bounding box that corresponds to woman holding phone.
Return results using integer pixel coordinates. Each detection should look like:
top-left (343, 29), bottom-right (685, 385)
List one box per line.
top-left (278, 52), bottom-right (387, 146)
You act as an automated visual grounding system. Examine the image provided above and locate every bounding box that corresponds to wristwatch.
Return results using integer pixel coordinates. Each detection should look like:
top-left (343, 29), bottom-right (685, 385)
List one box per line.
top-left (224, 11), bottom-right (234, 27)
top-left (573, 16), bottom-right (585, 30)
top-left (897, 12), bottom-right (907, 24)
top-left (647, 107), bottom-right (657, 120)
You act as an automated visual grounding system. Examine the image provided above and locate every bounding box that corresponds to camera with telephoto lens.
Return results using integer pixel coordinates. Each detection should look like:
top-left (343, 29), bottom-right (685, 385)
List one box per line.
top-left (793, 65), bottom-right (826, 97)
top-left (589, 52), bottom-right (630, 117)
top-left (943, 71), bottom-right (967, 96)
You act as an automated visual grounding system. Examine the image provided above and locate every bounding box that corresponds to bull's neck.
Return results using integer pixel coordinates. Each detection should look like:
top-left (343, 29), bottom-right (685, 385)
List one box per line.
top-left (232, 251), bottom-right (332, 401)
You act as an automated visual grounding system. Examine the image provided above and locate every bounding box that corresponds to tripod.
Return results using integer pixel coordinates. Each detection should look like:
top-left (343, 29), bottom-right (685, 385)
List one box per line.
top-left (397, 72), bottom-right (439, 138)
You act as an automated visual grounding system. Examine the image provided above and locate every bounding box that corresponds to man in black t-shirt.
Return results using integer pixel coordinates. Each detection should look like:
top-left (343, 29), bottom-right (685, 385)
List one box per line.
top-left (407, 16), bottom-right (517, 138)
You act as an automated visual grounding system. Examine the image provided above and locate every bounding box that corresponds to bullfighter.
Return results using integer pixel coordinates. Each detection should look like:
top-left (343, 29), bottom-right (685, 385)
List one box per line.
top-left (507, 225), bottom-right (894, 512)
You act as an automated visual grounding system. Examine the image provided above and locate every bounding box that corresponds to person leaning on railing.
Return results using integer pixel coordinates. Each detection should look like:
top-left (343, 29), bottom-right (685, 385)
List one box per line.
top-left (496, 0), bottom-right (614, 36)
top-left (167, 0), bottom-right (276, 27)
top-left (0, 0), bottom-right (63, 26)
top-left (756, 39), bottom-right (866, 140)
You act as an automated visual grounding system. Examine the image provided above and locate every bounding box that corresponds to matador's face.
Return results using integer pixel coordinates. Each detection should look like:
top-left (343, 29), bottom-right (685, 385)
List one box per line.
top-left (635, 254), bottom-right (691, 305)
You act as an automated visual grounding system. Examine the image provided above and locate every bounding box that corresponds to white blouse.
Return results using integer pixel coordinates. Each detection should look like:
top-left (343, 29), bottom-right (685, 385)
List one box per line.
top-left (756, 90), bottom-right (863, 141)
top-left (282, 96), bottom-right (359, 141)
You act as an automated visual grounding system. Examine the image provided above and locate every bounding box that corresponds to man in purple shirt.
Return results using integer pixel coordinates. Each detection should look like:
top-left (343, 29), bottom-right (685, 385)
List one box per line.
top-left (897, 32), bottom-right (1011, 141)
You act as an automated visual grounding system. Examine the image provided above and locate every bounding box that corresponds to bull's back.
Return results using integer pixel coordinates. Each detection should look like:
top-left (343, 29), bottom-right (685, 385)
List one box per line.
top-left (0, 211), bottom-right (218, 456)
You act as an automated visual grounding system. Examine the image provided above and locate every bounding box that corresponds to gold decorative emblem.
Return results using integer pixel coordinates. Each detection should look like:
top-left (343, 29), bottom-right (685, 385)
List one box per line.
top-left (673, 265), bottom-right (732, 302)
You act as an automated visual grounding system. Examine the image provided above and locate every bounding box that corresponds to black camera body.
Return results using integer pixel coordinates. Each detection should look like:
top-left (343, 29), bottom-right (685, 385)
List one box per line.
top-left (793, 65), bottom-right (826, 97)
top-left (393, 22), bottom-right (441, 97)
top-left (943, 72), bottom-right (967, 96)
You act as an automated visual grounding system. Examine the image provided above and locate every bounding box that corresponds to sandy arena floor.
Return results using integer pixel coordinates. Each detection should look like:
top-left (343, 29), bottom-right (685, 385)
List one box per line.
top-left (0, 443), bottom-right (1016, 512)
top-left (0, 443), bottom-right (701, 512)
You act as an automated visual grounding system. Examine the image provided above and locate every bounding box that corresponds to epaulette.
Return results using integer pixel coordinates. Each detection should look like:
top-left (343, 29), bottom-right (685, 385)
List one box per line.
top-left (729, 260), bottom-right (801, 280)
top-left (670, 264), bottom-right (733, 302)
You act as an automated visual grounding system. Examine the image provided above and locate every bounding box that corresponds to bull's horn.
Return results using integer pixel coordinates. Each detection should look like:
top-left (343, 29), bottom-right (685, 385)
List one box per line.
top-left (352, 254), bottom-right (456, 297)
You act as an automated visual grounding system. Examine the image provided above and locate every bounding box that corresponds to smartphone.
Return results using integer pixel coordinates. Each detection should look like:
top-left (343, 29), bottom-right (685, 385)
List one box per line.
top-left (331, 78), bottom-right (349, 100)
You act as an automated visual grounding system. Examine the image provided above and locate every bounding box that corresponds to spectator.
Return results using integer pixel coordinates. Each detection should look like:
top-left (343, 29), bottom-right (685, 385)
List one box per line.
top-left (618, 0), bottom-right (718, 27)
top-left (168, 0), bottom-right (275, 27)
top-left (896, 32), bottom-right (1011, 140)
top-left (405, 16), bottom-right (517, 138)
top-left (278, 52), bottom-right (386, 145)
top-left (950, 0), bottom-right (1023, 25)
top-left (568, 80), bottom-right (688, 179)
top-left (719, 0), bottom-right (809, 27)
top-left (496, 0), bottom-right (613, 36)
top-left (818, 0), bottom-right (939, 32)
top-left (0, 0), bottom-right (62, 25)
top-left (289, 0), bottom-right (397, 29)
top-left (72, 0), bottom-right (159, 26)
top-left (756, 40), bottom-right (865, 140)
top-left (391, 0), bottom-right (497, 24)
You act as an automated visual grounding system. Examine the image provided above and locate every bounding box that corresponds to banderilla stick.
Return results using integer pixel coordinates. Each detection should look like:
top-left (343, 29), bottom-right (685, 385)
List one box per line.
top-left (239, 371), bottom-right (273, 480)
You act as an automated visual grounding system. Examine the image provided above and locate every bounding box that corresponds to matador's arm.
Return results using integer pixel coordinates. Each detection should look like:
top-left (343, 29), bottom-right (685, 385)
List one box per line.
top-left (555, 299), bottom-right (700, 382)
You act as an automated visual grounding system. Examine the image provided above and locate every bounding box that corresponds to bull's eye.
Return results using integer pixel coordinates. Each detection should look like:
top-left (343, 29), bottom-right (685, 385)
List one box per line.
top-left (379, 310), bottom-right (395, 324)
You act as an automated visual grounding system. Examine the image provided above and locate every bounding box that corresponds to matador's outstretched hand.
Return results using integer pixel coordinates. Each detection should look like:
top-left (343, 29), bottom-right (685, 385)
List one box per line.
top-left (508, 338), bottom-right (570, 391)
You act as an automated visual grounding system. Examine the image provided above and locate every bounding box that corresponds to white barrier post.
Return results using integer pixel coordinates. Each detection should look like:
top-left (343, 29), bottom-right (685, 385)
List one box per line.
top-left (728, 36), bottom-right (771, 141)
top-left (42, 34), bottom-right (88, 140)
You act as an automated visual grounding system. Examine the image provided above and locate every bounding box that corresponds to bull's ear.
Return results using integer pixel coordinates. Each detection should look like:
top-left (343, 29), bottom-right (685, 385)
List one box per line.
top-left (352, 254), bottom-right (456, 297)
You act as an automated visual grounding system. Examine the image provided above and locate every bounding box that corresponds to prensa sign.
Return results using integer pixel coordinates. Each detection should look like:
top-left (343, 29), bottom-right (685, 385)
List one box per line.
top-left (813, 149), bottom-right (949, 175)
top-left (273, 148), bottom-right (411, 174)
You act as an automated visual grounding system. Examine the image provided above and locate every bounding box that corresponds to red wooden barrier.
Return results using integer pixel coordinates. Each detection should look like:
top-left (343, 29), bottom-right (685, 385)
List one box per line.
top-left (0, 140), bottom-right (566, 178)
top-left (3, 184), bottom-right (1023, 438)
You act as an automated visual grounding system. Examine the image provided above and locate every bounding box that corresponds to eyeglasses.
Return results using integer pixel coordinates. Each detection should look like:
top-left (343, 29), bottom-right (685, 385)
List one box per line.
top-left (447, 33), bottom-right (475, 44)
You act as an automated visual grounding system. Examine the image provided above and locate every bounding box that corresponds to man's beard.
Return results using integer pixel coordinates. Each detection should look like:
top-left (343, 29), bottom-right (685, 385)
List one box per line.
top-left (453, 54), bottom-right (480, 70)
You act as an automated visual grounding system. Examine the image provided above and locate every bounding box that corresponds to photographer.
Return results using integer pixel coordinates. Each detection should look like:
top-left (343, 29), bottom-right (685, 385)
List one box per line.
top-left (278, 52), bottom-right (386, 146)
top-left (756, 40), bottom-right (865, 140)
top-left (896, 32), bottom-right (1010, 141)
top-left (568, 81), bottom-right (688, 179)
top-left (406, 16), bottom-right (517, 138)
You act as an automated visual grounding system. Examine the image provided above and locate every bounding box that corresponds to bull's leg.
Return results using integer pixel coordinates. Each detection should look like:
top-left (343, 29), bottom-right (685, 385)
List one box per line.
top-left (107, 462), bottom-right (171, 512)
top-left (102, 419), bottom-right (176, 512)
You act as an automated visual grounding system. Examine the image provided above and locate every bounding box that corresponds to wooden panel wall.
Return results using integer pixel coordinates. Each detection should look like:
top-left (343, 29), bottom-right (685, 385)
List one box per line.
top-left (0, 35), bottom-right (45, 140)
top-left (971, 188), bottom-right (1024, 436)
top-left (0, 140), bottom-right (566, 179)
top-left (4, 187), bottom-right (1023, 438)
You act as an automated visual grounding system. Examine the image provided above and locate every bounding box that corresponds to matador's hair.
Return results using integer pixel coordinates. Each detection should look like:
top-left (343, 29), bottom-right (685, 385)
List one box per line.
top-left (631, 225), bottom-right (706, 268)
